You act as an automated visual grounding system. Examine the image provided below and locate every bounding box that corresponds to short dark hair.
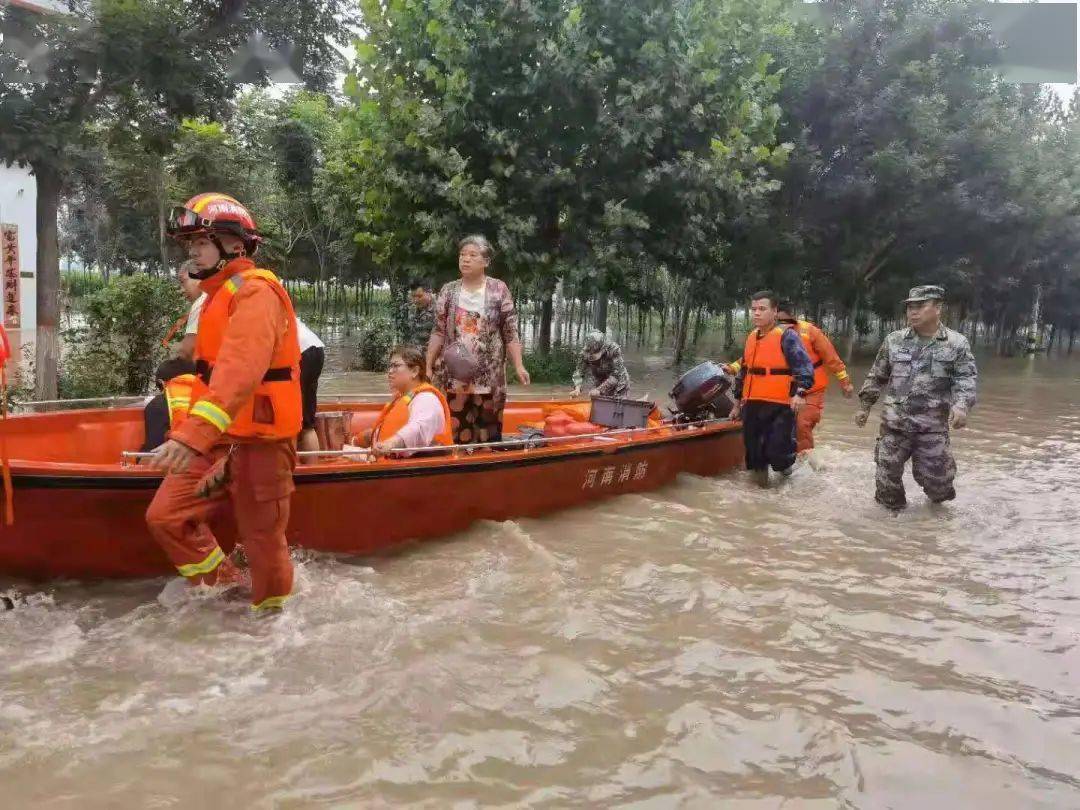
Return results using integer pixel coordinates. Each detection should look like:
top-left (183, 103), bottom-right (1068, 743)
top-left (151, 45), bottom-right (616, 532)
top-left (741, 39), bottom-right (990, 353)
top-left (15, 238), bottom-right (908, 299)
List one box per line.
top-left (154, 357), bottom-right (196, 387)
top-left (389, 345), bottom-right (429, 382)
top-left (407, 277), bottom-right (431, 292)
top-left (751, 290), bottom-right (779, 308)
top-left (777, 300), bottom-right (796, 316)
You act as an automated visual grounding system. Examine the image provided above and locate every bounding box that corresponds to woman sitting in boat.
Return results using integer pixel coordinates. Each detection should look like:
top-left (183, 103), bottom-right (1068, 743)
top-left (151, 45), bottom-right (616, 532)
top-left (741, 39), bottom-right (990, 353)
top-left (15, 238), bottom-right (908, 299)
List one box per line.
top-left (426, 235), bottom-right (530, 444)
top-left (358, 346), bottom-right (453, 457)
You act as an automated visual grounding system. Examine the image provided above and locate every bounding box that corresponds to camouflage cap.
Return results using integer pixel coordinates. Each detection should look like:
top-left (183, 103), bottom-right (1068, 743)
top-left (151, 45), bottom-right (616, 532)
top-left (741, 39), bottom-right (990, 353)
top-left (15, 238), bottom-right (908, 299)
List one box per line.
top-left (583, 329), bottom-right (607, 358)
top-left (903, 285), bottom-right (945, 303)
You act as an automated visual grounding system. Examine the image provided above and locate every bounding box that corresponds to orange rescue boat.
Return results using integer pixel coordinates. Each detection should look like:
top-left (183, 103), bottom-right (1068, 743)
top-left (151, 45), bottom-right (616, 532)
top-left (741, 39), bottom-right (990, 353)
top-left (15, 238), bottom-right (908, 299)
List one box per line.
top-left (0, 400), bottom-right (742, 581)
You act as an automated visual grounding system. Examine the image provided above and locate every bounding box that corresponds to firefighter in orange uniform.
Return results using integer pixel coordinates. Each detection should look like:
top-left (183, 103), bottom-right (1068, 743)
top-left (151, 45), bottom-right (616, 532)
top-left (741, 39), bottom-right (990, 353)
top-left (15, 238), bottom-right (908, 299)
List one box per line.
top-left (725, 300), bottom-right (854, 458)
top-left (777, 301), bottom-right (854, 455)
top-left (146, 193), bottom-right (302, 611)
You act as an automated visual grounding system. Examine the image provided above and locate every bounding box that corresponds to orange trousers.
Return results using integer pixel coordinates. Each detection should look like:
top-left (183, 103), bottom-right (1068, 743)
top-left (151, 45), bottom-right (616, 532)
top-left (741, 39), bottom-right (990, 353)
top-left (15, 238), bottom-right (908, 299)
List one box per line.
top-left (146, 441), bottom-right (296, 609)
top-left (796, 390), bottom-right (826, 453)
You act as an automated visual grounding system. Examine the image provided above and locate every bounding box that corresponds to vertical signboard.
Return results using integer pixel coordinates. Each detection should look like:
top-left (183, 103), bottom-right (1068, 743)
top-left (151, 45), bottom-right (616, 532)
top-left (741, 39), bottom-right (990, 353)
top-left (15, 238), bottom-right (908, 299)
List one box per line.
top-left (0, 224), bottom-right (20, 328)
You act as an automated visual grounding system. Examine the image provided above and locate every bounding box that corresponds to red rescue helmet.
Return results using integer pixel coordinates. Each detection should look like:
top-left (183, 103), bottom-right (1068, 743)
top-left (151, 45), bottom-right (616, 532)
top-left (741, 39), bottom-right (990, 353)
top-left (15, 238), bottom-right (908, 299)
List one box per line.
top-left (166, 193), bottom-right (263, 271)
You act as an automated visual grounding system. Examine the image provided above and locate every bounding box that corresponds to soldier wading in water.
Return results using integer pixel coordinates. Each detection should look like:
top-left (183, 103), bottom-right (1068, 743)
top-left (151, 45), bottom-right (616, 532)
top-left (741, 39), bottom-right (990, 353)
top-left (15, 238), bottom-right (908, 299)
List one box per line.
top-left (856, 285), bottom-right (978, 510)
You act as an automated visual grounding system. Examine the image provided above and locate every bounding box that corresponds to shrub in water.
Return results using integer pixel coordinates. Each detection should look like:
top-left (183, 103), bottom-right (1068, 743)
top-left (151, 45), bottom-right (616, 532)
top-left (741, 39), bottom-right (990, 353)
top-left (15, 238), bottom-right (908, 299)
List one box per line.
top-left (62, 273), bottom-right (187, 397)
top-left (353, 316), bottom-right (395, 371)
top-left (521, 345), bottom-right (578, 384)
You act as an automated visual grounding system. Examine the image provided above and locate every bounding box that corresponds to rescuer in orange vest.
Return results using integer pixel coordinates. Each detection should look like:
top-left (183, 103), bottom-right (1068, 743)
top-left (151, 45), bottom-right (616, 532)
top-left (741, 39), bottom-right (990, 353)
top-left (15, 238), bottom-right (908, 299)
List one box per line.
top-left (775, 301), bottom-right (854, 457)
top-left (146, 193), bottom-right (302, 611)
top-left (725, 302), bottom-right (855, 459)
top-left (727, 290), bottom-right (816, 486)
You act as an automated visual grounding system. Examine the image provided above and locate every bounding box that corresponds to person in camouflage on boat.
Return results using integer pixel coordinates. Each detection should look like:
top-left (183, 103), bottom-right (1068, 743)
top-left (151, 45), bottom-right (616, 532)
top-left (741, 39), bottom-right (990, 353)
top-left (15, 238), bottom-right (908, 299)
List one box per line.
top-left (400, 278), bottom-right (437, 350)
top-left (856, 285), bottom-right (978, 509)
top-left (572, 330), bottom-right (631, 397)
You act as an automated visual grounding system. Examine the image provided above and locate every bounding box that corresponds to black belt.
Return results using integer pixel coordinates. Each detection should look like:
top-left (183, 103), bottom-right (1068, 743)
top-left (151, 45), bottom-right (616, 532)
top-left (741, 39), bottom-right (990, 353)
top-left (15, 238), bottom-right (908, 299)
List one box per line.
top-left (747, 360), bottom-right (821, 375)
top-left (195, 359), bottom-right (293, 385)
top-left (747, 367), bottom-right (792, 376)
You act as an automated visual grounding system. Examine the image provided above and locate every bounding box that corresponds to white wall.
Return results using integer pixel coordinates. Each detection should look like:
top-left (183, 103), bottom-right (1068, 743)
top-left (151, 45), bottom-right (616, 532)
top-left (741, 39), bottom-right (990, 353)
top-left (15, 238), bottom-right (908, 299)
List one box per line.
top-left (0, 162), bottom-right (38, 335)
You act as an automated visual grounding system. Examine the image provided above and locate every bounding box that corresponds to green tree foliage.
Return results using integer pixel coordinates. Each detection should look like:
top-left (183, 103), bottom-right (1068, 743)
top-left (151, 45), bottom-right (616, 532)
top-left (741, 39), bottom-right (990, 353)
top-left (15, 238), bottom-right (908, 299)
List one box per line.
top-left (327, 0), bottom-right (793, 355)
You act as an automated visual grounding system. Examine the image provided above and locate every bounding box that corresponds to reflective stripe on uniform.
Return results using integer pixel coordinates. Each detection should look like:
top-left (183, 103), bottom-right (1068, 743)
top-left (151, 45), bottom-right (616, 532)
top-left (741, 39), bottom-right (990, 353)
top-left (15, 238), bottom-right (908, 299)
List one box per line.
top-left (836, 369), bottom-right (849, 381)
top-left (223, 273), bottom-right (247, 296)
top-left (177, 546), bottom-right (225, 578)
top-left (252, 594), bottom-right (289, 611)
top-left (189, 400), bottom-right (232, 432)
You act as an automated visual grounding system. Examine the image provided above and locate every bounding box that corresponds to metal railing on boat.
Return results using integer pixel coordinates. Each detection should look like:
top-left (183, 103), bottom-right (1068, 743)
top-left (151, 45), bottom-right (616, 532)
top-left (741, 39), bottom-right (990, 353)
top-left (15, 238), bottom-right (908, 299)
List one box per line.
top-left (15, 395), bottom-right (147, 412)
top-left (14, 390), bottom-right (591, 412)
top-left (119, 417), bottom-right (735, 465)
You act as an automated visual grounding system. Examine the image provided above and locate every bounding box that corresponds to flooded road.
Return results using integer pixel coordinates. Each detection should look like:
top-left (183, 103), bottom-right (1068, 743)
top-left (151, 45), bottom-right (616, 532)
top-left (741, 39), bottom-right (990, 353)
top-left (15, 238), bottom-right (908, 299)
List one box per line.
top-left (2, 352), bottom-right (1079, 808)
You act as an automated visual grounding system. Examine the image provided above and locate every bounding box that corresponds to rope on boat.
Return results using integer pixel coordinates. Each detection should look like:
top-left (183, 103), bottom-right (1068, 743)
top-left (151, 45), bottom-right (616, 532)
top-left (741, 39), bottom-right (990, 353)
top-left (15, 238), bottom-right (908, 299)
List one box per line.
top-left (120, 416), bottom-right (733, 465)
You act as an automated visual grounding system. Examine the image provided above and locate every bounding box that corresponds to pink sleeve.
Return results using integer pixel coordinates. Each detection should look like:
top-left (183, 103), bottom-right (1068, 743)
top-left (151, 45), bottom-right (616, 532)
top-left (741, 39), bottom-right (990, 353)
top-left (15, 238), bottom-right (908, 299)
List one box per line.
top-left (395, 392), bottom-right (447, 449)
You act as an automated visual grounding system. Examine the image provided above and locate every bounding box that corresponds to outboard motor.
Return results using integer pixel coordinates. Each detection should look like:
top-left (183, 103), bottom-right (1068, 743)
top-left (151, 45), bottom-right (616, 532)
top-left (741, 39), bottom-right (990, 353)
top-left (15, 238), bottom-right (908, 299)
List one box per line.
top-left (669, 361), bottom-right (736, 422)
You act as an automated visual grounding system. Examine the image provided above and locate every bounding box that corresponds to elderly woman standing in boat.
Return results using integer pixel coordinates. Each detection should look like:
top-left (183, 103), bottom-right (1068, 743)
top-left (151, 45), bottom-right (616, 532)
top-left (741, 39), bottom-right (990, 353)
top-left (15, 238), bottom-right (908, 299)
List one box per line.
top-left (426, 235), bottom-right (530, 444)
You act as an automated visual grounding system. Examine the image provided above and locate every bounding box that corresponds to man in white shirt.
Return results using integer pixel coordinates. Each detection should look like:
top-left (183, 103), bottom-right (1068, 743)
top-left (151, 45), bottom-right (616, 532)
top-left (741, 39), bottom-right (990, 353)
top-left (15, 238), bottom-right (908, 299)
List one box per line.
top-left (296, 317), bottom-right (325, 457)
top-left (176, 261), bottom-right (207, 362)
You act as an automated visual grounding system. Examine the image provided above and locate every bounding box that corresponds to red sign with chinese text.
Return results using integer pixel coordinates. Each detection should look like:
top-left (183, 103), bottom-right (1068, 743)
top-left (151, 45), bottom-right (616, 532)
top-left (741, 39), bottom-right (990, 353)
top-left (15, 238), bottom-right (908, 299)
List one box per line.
top-left (1, 224), bottom-right (20, 329)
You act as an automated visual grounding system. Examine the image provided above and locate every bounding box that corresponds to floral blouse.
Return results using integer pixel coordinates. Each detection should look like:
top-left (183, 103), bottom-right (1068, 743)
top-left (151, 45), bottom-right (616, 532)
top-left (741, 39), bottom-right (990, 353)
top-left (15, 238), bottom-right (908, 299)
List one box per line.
top-left (433, 276), bottom-right (520, 406)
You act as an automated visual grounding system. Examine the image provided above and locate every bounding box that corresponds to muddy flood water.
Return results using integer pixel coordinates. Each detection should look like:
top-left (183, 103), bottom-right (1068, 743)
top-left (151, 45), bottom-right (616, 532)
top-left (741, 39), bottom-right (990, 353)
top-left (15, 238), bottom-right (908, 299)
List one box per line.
top-left (2, 350), bottom-right (1079, 808)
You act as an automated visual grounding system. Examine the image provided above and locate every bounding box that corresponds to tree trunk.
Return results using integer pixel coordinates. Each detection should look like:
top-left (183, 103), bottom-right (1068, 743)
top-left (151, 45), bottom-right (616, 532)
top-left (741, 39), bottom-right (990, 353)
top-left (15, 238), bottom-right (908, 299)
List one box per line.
top-left (723, 306), bottom-right (734, 348)
top-left (672, 286), bottom-right (694, 365)
top-left (691, 307), bottom-right (706, 346)
top-left (1068, 325), bottom-right (1075, 354)
top-left (33, 163), bottom-right (62, 399)
top-left (156, 158), bottom-right (169, 276)
top-left (1027, 283), bottom-right (1042, 354)
top-left (594, 290), bottom-right (608, 333)
top-left (539, 290), bottom-right (553, 354)
top-left (844, 287), bottom-right (862, 362)
top-left (552, 278), bottom-right (565, 348)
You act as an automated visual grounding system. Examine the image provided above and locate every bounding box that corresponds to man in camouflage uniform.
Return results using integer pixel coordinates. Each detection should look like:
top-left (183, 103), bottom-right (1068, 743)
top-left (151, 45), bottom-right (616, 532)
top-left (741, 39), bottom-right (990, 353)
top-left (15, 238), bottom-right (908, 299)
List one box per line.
top-left (399, 278), bottom-right (437, 351)
top-left (572, 330), bottom-right (631, 397)
top-left (856, 285), bottom-right (977, 509)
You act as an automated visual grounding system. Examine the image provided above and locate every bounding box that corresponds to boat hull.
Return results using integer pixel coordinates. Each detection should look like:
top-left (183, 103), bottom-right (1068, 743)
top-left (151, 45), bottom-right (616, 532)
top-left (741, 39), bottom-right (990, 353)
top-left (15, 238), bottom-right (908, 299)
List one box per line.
top-left (0, 410), bottom-right (743, 581)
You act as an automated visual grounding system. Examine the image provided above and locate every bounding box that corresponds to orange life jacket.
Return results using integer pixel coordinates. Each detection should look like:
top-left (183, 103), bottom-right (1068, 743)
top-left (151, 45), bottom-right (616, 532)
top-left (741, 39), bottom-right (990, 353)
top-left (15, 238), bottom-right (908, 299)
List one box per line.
top-left (190, 268), bottom-right (302, 440)
top-left (740, 326), bottom-right (795, 405)
top-left (372, 383), bottom-right (453, 447)
top-left (164, 373), bottom-right (195, 428)
top-left (791, 320), bottom-right (828, 394)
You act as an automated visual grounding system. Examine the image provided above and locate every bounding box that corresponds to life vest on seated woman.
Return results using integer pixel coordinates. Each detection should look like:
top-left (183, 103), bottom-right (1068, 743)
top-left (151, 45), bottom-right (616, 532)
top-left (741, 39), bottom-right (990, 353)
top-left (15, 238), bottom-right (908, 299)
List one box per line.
top-left (372, 383), bottom-right (453, 446)
top-left (164, 373), bottom-right (196, 428)
top-left (190, 268), bottom-right (302, 439)
top-left (740, 326), bottom-right (795, 405)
